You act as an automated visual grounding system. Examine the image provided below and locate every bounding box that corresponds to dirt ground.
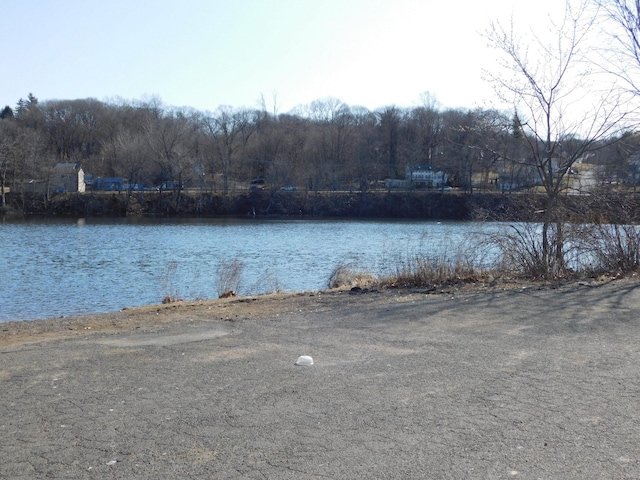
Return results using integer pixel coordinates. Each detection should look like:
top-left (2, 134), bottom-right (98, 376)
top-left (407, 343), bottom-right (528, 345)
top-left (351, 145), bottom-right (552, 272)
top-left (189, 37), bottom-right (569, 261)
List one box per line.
top-left (2, 279), bottom-right (640, 479)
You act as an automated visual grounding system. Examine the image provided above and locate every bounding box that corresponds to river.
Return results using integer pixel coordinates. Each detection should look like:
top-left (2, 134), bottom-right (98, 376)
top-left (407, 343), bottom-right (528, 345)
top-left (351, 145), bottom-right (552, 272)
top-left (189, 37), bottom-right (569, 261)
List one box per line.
top-left (1, 217), bottom-right (497, 321)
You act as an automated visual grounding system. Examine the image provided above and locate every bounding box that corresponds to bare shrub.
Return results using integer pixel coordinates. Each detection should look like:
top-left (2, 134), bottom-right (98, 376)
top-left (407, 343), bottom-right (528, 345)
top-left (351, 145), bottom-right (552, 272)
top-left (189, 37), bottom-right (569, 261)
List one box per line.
top-left (216, 258), bottom-right (244, 298)
top-left (580, 223), bottom-right (640, 275)
top-left (488, 223), bottom-right (551, 278)
top-left (573, 194), bottom-right (640, 276)
top-left (328, 263), bottom-right (376, 289)
top-left (487, 222), bottom-right (589, 280)
top-left (249, 268), bottom-right (282, 294)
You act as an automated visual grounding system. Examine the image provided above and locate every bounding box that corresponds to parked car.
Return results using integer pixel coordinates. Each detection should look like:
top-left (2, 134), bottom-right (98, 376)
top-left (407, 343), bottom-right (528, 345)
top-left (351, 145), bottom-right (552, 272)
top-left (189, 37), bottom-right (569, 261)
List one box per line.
top-left (159, 181), bottom-right (184, 190)
top-left (280, 185), bottom-right (297, 191)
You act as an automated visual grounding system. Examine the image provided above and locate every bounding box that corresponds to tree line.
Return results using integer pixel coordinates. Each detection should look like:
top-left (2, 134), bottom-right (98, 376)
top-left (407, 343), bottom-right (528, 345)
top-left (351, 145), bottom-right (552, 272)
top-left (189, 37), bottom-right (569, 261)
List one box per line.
top-left (0, 91), bottom-right (638, 198)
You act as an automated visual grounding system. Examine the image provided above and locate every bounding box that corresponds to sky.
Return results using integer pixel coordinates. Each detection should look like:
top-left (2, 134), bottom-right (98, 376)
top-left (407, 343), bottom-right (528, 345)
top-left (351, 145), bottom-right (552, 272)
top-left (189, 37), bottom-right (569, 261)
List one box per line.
top-left (2, 0), bottom-right (564, 114)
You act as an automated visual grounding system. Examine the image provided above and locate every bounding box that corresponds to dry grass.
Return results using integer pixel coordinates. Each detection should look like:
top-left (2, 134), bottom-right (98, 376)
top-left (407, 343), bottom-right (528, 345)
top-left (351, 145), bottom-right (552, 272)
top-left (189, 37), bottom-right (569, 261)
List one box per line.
top-left (249, 268), bottom-right (282, 295)
top-left (378, 252), bottom-right (491, 289)
top-left (215, 259), bottom-right (245, 298)
top-left (327, 264), bottom-right (377, 289)
top-left (161, 260), bottom-right (181, 302)
top-left (329, 235), bottom-right (496, 291)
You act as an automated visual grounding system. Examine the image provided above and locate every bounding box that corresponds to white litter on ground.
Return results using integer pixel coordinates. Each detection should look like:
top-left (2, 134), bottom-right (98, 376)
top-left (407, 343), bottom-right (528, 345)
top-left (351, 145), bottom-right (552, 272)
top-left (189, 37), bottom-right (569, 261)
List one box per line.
top-left (295, 355), bottom-right (314, 366)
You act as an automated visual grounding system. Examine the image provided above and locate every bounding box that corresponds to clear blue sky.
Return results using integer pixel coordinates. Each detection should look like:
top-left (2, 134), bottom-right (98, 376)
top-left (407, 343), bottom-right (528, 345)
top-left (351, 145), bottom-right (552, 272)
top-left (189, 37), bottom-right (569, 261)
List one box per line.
top-left (2, 0), bottom-right (561, 113)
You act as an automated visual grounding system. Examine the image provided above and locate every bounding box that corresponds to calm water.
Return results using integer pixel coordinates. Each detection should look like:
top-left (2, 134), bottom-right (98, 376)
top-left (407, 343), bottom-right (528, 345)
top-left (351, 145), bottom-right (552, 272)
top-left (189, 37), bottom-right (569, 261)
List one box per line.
top-left (1, 217), bottom-right (496, 321)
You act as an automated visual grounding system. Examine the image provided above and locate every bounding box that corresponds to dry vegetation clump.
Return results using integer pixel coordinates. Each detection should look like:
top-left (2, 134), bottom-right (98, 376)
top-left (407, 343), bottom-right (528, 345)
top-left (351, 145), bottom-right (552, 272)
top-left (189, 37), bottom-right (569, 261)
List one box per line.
top-left (378, 231), bottom-right (498, 289)
top-left (161, 260), bottom-right (181, 302)
top-left (486, 223), bottom-right (563, 280)
top-left (161, 296), bottom-right (183, 304)
top-left (329, 238), bottom-right (498, 292)
top-left (216, 259), bottom-right (245, 298)
top-left (577, 223), bottom-right (640, 276)
top-left (328, 264), bottom-right (377, 289)
top-left (377, 254), bottom-right (495, 290)
top-left (486, 219), bottom-right (640, 281)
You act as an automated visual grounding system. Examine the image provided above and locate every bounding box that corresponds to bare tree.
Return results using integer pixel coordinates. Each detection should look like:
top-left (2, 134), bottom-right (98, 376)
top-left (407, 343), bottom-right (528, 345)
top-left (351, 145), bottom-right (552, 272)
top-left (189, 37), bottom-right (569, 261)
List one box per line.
top-left (143, 104), bottom-right (193, 186)
top-left (415, 92), bottom-right (443, 166)
top-left (40, 99), bottom-right (105, 160)
top-left (594, 0), bottom-right (640, 93)
top-left (349, 106), bottom-right (379, 191)
top-left (484, 0), bottom-right (631, 277)
top-left (202, 106), bottom-right (256, 194)
top-left (376, 106), bottom-right (403, 178)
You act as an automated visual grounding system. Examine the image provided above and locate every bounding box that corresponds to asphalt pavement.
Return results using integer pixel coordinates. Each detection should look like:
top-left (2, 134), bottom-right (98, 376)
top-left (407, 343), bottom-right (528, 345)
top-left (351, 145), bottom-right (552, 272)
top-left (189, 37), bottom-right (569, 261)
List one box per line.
top-left (2, 280), bottom-right (640, 479)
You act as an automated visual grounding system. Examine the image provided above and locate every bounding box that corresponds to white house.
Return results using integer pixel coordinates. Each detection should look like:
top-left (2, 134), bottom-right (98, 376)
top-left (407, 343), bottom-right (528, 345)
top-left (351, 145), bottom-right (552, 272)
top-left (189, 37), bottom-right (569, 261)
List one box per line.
top-left (406, 165), bottom-right (449, 188)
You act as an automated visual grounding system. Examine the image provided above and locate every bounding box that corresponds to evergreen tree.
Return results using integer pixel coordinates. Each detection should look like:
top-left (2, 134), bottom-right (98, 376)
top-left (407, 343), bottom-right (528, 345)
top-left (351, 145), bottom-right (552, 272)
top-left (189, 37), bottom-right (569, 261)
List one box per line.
top-left (0, 106), bottom-right (13, 120)
top-left (512, 111), bottom-right (523, 140)
top-left (15, 93), bottom-right (38, 119)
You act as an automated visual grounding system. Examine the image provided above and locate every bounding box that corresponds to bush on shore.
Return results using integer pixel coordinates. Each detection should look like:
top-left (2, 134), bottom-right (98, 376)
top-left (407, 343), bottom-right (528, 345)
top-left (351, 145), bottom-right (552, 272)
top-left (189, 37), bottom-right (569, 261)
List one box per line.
top-left (331, 222), bottom-right (640, 292)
